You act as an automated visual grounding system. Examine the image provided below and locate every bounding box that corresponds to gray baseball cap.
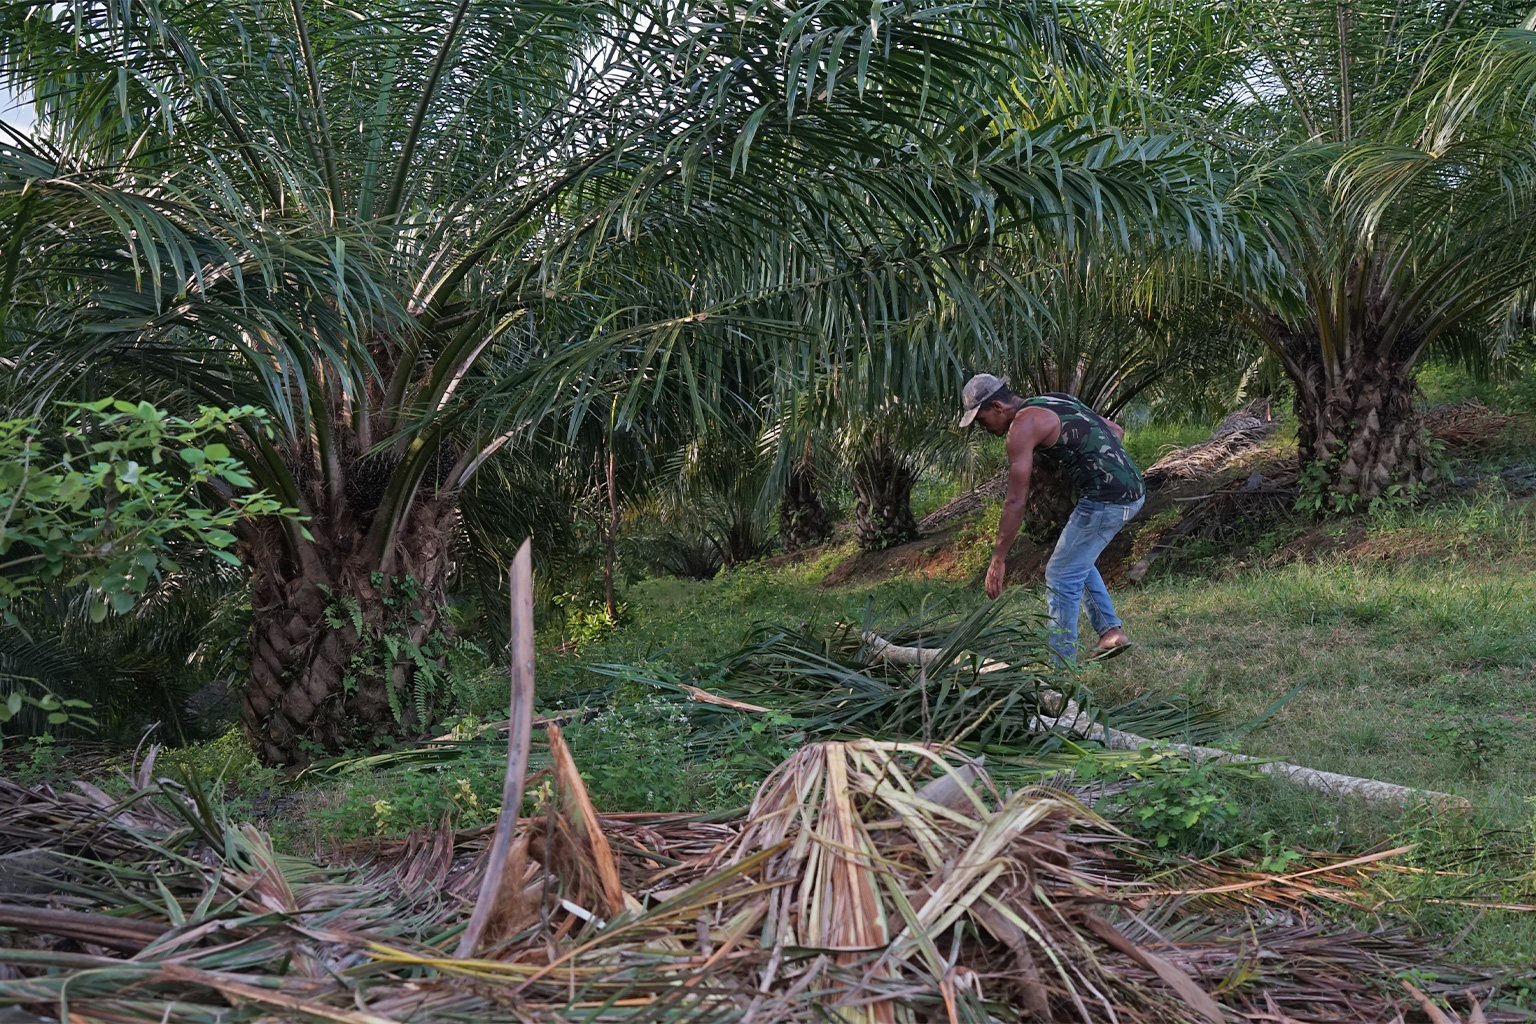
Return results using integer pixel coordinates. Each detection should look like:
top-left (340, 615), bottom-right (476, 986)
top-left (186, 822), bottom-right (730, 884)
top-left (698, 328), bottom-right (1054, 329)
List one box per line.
top-left (958, 373), bottom-right (1008, 427)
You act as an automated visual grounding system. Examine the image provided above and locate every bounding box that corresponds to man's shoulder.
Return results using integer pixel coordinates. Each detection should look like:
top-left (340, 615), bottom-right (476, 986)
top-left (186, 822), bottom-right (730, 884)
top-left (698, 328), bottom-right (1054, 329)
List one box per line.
top-left (1027, 392), bottom-right (1091, 413)
top-left (1008, 404), bottom-right (1061, 445)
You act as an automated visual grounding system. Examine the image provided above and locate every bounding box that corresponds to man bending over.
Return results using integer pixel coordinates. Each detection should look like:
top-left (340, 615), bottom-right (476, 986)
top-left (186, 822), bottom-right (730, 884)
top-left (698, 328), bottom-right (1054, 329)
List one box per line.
top-left (959, 374), bottom-right (1146, 662)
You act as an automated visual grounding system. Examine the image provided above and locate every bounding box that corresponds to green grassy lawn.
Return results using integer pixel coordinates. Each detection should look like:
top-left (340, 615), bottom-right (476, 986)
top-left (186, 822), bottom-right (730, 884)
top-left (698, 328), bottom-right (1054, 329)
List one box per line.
top-left (1099, 554), bottom-right (1536, 802)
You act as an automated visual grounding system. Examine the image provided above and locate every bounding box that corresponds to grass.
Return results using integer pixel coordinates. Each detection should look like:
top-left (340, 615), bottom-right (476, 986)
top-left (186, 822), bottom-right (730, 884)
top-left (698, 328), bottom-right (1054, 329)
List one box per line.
top-left (1121, 419), bottom-right (1222, 470)
top-left (1418, 352), bottom-right (1536, 415)
top-left (1063, 481), bottom-right (1536, 970)
top-left (1101, 557), bottom-right (1536, 796)
top-left (1095, 486), bottom-right (1536, 799)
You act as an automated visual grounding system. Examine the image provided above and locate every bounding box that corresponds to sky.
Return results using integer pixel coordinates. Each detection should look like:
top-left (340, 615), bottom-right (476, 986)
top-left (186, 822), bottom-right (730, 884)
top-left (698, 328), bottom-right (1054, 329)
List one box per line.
top-left (1, 83), bottom-right (37, 131)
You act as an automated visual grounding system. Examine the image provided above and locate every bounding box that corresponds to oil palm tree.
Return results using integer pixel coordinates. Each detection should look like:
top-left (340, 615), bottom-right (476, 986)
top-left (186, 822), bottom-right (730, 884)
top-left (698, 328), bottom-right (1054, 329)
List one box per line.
top-left (3, 0), bottom-right (1251, 762)
top-left (1101, 0), bottom-right (1536, 504)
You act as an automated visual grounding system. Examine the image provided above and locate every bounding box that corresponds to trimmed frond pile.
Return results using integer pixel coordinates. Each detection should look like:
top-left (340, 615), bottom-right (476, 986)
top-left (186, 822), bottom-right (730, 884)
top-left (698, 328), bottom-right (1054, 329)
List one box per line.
top-left (0, 738), bottom-right (1514, 1023)
top-left (1143, 399), bottom-right (1283, 490)
top-left (1425, 400), bottom-right (1514, 452)
top-left (592, 603), bottom-right (1229, 760)
top-left (916, 473), bottom-right (1010, 534)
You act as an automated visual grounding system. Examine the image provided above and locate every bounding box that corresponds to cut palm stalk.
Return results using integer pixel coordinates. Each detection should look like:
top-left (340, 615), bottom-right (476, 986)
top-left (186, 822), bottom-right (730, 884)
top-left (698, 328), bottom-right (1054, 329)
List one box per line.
top-left (862, 633), bottom-right (1469, 810)
top-left (456, 538), bottom-right (538, 957)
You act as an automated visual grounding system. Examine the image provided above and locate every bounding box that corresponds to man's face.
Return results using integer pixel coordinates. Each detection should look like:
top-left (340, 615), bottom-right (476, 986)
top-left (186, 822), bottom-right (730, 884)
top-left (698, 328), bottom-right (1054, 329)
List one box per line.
top-left (974, 400), bottom-right (1013, 437)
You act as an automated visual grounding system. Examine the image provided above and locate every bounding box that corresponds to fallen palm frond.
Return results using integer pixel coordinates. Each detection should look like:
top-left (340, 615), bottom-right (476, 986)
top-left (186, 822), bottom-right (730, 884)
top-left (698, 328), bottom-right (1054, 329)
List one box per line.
top-left (325, 601), bottom-right (1228, 784)
top-left (600, 601), bottom-right (1230, 760)
top-left (1142, 399), bottom-right (1284, 490)
top-left (1425, 400), bottom-right (1513, 451)
top-left (0, 737), bottom-right (1522, 1024)
top-left (864, 632), bottom-right (1470, 810)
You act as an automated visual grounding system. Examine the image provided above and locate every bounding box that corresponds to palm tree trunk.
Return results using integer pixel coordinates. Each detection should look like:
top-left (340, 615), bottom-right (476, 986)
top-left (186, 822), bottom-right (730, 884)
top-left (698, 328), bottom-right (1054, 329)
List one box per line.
top-left (240, 493), bottom-right (455, 766)
top-left (1281, 320), bottom-right (1434, 504)
top-left (1024, 456), bottom-right (1076, 541)
top-left (780, 456), bottom-right (834, 552)
top-left (850, 439), bottom-right (919, 551)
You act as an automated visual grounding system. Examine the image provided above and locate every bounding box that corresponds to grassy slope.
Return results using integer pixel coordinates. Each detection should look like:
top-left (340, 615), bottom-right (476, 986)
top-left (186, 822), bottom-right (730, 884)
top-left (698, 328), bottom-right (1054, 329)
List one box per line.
top-left (1100, 498), bottom-right (1536, 805)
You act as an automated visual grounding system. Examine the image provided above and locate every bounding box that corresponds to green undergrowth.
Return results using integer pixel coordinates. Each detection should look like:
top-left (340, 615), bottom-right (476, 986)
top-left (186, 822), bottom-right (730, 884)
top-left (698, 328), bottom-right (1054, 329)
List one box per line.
top-left (172, 570), bottom-right (992, 850)
top-left (1418, 352), bottom-right (1536, 415)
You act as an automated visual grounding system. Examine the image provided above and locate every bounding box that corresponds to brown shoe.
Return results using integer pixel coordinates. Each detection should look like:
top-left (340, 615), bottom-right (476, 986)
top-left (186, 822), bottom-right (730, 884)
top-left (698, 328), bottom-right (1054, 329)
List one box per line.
top-left (1087, 642), bottom-right (1132, 662)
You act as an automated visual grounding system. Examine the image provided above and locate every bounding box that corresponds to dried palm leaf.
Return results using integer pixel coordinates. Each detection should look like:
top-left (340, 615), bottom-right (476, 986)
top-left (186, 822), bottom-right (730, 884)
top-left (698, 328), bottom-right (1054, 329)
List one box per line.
top-left (0, 740), bottom-right (1520, 1024)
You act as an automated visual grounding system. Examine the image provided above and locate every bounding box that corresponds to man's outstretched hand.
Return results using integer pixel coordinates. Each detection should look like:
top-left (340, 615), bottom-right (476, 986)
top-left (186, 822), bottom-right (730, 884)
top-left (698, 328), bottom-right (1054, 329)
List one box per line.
top-left (985, 555), bottom-right (1007, 599)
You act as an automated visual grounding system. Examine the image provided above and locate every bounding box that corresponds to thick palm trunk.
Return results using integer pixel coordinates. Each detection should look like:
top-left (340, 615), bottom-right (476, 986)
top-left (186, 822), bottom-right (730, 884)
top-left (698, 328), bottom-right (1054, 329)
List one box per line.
top-left (780, 458), bottom-right (834, 552)
top-left (850, 440), bottom-right (919, 551)
top-left (1277, 318), bottom-right (1434, 505)
top-left (241, 481), bottom-right (455, 766)
top-left (1024, 457), bottom-right (1076, 542)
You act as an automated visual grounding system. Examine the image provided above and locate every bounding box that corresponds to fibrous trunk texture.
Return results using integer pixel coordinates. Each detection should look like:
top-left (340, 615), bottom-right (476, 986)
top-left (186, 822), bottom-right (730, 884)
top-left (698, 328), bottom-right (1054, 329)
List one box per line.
top-left (241, 465), bottom-right (455, 767)
top-left (850, 440), bottom-right (919, 551)
top-left (1274, 316), bottom-right (1434, 504)
top-left (779, 459), bottom-right (834, 552)
top-left (1024, 456), bottom-right (1076, 543)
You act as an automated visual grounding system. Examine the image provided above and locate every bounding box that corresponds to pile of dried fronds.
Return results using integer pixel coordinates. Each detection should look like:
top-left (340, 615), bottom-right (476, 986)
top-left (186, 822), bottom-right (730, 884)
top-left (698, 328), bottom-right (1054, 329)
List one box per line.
top-left (1143, 399), bottom-right (1283, 490)
top-left (0, 736), bottom-right (1518, 1023)
top-left (1425, 400), bottom-right (1513, 451)
top-left (916, 473), bottom-right (1009, 533)
top-left (1126, 465), bottom-right (1300, 582)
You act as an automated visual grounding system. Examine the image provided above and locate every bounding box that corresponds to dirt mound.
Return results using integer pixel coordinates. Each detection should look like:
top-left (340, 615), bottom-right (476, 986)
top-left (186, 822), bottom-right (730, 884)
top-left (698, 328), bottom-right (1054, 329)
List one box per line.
top-left (819, 526), bottom-right (972, 586)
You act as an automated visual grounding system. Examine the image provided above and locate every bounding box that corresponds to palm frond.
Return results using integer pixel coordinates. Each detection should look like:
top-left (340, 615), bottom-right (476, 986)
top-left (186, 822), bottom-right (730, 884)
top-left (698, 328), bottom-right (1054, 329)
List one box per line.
top-left (0, 739), bottom-right (1510, 1023)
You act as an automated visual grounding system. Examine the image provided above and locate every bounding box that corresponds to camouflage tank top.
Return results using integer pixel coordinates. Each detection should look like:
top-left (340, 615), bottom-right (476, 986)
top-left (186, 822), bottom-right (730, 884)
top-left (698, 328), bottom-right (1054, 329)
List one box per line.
top-left (1021, 393), bottom-right (1145, 504)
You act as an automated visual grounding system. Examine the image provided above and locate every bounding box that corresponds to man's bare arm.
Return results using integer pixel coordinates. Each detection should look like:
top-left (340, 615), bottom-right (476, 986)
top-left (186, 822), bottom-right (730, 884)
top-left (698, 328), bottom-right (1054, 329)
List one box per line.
top-left (992, 435), bottom-right (1035, 564)
top-left (986, 407), bottom-right (1060, 598)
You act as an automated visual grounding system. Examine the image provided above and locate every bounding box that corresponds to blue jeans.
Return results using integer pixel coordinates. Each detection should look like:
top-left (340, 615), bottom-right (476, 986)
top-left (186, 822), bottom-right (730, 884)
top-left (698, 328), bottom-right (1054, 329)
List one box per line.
top-left (1044, 496), bottom-right (1145, 662)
